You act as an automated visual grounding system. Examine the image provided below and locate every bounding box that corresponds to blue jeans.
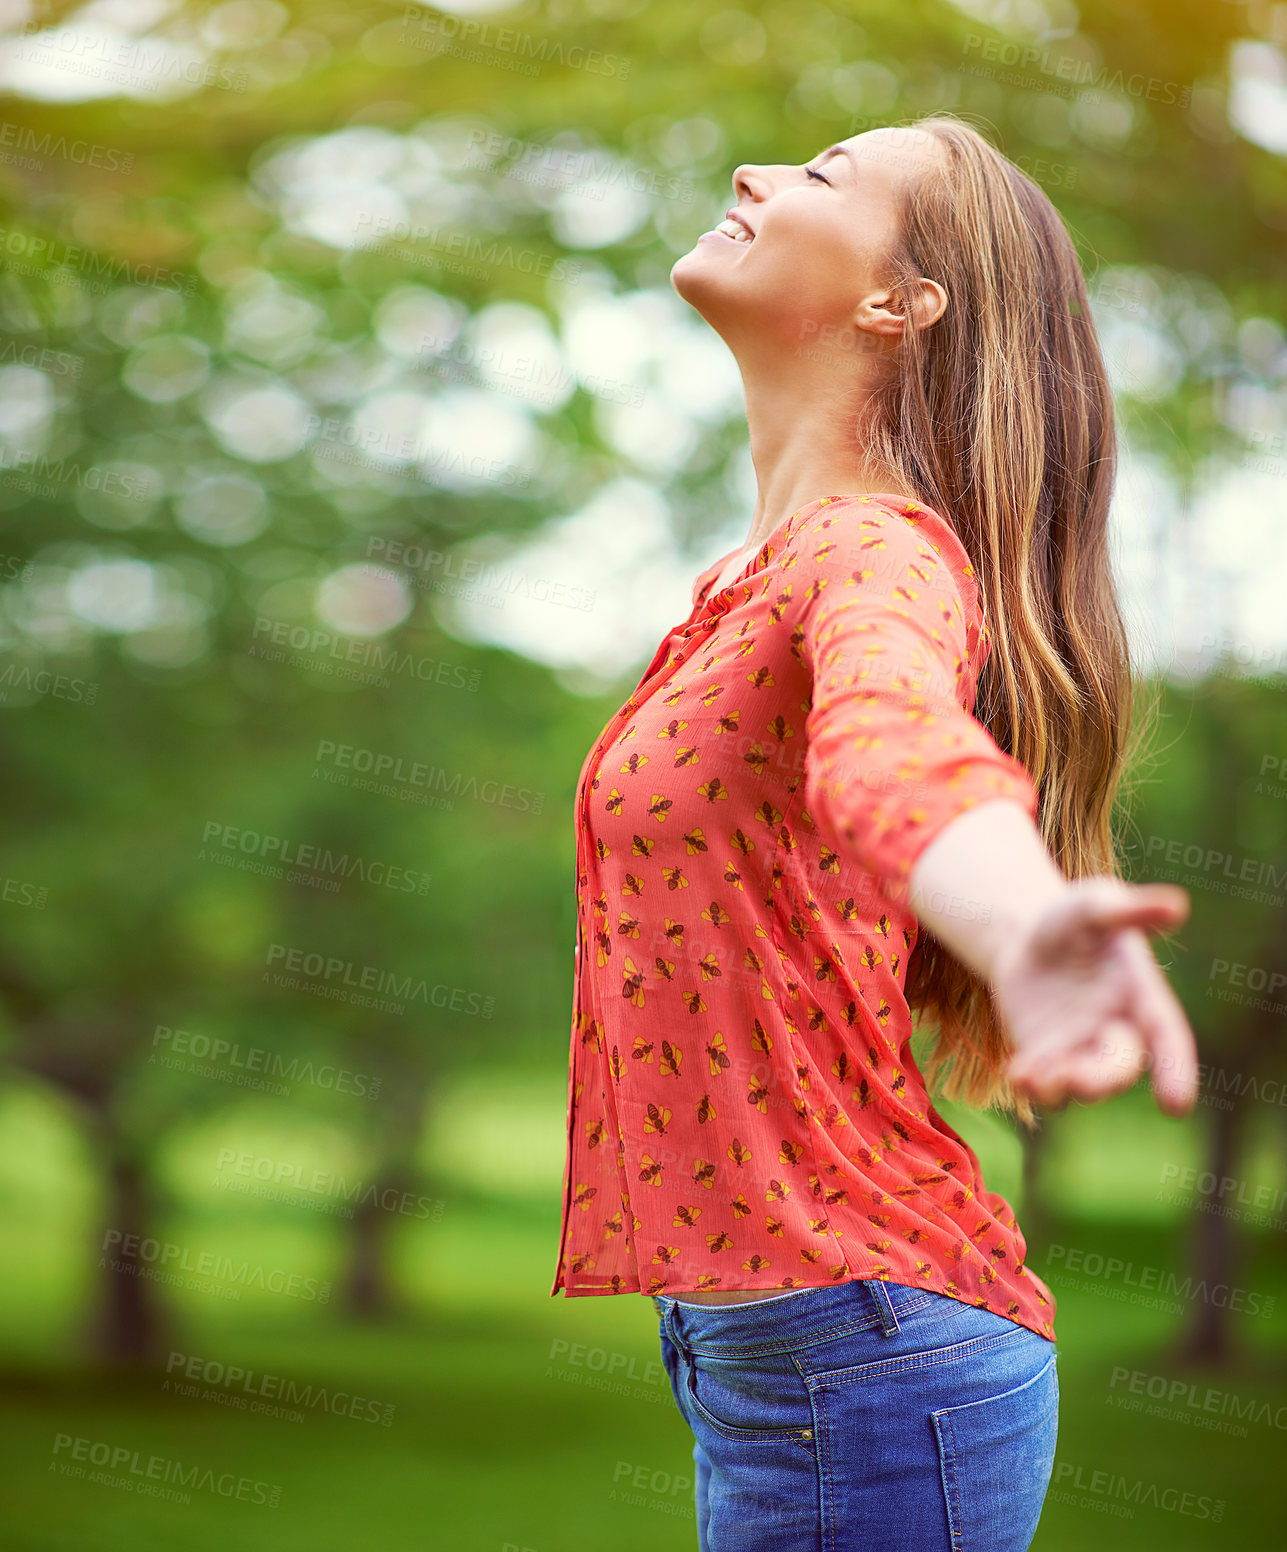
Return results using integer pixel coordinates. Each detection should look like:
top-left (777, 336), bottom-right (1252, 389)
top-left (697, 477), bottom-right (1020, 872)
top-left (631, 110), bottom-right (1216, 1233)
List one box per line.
top-left (654, 1277), bottom-right (1058, 1551)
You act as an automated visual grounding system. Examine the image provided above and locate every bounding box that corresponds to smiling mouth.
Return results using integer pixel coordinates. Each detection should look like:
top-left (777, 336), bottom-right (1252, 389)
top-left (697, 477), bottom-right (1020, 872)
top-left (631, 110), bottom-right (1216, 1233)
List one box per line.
top-left (710, 217), bottom-right (753, 243)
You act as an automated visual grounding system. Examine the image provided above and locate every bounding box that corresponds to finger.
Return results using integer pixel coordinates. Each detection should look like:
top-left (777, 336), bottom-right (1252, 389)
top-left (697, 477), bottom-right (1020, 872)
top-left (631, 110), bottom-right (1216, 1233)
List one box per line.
top-left (1007, 1063), bottom-right (1067, 1110)
top-left (1058, 1021), bottom-right (1147, 1103)
top-left (1013, 1080), bottom-right (1072, 1115)
top-left (1110, 929), bottom-right (1200, 1116)
top-left (1064, 882), bottom-right (1190, 943)
top-left (1007, 1041), bottom-right (1089, 1094)
top-left (1006, 1042), bottom-right (1068, 1091)
top-left (1084, 1016), bottom-right (1151, 1086)
top-left (1006, 1015), bottom-right (1123, 1084)
top-left (1023, 880), bottom-right (1189, 964)
top-left (1006, 1043), bottom-right (1107, 1109)
top-left (1007, 1018), bottom-right (1145, 1108)
top-left (1132, 960), bottom-right (1200, 1116)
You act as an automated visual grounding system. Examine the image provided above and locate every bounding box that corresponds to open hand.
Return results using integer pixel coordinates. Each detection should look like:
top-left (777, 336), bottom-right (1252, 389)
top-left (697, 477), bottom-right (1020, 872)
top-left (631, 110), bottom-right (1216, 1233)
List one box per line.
top-left (989, 878), bottom-right (1198, 1115)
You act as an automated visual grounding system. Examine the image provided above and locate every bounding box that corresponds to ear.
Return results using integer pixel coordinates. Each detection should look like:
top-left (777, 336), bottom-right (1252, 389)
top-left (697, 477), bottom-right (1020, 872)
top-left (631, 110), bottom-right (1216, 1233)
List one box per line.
top-left (852, 277), bottom-right (948, 337)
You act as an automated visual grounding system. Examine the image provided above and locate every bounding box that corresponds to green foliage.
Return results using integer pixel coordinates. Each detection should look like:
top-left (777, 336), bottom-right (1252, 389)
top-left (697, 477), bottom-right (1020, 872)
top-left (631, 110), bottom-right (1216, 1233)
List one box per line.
top-left (0, 0), bottom-right (1283, 1543)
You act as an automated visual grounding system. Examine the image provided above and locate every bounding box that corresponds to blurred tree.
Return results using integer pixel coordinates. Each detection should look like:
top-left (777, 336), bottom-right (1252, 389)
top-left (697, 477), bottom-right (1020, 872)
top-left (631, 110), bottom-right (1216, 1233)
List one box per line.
top-left (0, 0), bottom-right (1282, 1368)
top-left (1121, 674), bottom-right (1287, 1365)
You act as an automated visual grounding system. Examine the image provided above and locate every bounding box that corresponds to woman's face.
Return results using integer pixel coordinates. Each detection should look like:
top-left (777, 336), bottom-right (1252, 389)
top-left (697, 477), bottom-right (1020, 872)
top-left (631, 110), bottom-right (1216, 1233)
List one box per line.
top-left (671, 126), bottom-right (944, 357)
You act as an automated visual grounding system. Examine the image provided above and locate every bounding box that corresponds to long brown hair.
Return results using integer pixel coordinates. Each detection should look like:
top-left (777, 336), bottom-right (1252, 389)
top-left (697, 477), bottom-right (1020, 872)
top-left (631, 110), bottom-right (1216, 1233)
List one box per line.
top-left (861, 114), bottom-right (1155, 1129)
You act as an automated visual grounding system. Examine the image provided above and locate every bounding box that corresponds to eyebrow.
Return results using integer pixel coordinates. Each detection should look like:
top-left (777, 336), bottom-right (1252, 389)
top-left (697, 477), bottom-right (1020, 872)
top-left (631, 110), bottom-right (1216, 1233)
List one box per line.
top-left (815, 144), bottom-right (857, 170)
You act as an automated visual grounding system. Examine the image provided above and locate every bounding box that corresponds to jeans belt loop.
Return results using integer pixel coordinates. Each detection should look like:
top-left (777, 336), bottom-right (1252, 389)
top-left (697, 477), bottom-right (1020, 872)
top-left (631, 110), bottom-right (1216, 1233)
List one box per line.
top-left (867, 1277), bottom-right (902, 1336)
top-left (654, 1294), bottom-right (683, 1351)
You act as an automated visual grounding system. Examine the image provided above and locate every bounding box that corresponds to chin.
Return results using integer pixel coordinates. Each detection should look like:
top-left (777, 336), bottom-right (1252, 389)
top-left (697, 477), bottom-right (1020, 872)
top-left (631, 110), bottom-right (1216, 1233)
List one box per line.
top-left (669, 247), bottom-right (699, 293)
top-left (669, 247), bottom-right (721, 311)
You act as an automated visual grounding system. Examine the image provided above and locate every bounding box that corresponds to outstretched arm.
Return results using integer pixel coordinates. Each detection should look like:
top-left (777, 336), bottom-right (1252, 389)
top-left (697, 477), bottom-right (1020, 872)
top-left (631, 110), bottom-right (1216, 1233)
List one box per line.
top-left (907, 796), bottom-right (1198, 1116)
top-left (792, 495), bottom-right (1199, 1118)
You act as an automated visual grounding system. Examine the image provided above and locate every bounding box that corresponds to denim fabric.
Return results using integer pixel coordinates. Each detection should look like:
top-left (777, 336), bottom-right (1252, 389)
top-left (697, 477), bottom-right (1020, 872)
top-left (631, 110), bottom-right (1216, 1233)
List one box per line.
top-left (654, 1278), bottom-right (1058, 1551)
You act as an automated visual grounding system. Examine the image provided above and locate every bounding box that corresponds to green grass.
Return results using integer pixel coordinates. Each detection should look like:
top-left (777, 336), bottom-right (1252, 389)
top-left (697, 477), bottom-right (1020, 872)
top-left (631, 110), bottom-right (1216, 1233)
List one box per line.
top-left (0, 1195), bottom-right (1282, 1550)
top-left (0, 1080), bottom-right (1282, 1547)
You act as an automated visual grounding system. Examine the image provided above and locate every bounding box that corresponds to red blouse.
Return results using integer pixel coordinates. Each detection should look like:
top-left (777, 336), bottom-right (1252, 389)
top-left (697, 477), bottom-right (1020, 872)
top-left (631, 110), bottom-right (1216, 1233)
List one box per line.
top-left (550, 493), bottom-right (1057, 1341)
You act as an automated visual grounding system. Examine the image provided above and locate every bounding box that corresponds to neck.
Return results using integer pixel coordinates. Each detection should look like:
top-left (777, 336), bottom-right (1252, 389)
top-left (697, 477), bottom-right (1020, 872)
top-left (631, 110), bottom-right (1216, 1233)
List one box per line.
top-left (734, 349), bottom-right (911, 552)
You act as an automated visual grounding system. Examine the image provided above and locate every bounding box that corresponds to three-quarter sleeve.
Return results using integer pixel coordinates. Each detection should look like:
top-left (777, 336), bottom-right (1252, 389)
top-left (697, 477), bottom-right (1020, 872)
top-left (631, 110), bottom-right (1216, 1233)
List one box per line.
top-left (798, 498), bottom-right (1040, 910)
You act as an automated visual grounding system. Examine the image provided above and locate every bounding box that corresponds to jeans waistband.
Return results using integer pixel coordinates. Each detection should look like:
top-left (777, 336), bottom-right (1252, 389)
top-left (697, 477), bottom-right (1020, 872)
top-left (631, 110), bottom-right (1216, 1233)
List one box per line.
top-left (652, 1276), bottom-right (926, 1356)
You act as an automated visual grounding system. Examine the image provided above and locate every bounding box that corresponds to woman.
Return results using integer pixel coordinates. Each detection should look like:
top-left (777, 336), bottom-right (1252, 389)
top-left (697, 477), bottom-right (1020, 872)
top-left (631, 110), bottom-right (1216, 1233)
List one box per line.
top-left (550, 114), bottom-right (1198, 1551)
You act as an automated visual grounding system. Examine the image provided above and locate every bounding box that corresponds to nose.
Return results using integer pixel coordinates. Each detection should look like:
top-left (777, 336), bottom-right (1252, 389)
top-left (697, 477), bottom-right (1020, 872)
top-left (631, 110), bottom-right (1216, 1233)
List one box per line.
top-left (731, 162), bottom-right (768, 203)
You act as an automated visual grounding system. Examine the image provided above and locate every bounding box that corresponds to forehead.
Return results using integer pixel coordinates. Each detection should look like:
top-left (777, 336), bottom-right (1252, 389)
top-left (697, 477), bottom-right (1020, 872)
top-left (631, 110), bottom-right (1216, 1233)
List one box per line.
top-left (840, 127), bottom-right (943, 182)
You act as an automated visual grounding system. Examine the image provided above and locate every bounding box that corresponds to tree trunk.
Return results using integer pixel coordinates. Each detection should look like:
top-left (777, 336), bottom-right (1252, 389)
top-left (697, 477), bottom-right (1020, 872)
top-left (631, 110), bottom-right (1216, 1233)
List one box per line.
top-left (1170, 842), bottom-right (1283, 1368)
top-left (1171, 1089), bottom-right (1247, 1364)
top-left (343, 1185), bottom-right (396, 1319)
top-left (1018, 1115), bottom-right (1052, 1250)
top-left (341, 1069), bottom-right (437, 1319)
top-left (92, 1147), bottom-right (167, 1365)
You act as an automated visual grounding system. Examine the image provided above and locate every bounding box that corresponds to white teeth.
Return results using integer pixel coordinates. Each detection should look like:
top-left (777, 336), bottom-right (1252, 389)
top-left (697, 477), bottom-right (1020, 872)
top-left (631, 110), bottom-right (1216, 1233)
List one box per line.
top-left (715, 218), bottom-right (752, 242)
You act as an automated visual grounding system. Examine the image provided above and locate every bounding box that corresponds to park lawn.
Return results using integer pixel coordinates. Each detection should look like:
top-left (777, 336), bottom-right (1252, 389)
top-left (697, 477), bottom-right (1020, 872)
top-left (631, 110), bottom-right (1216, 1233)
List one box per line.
top-left (0, 1192), bottom-right (1282, 1551)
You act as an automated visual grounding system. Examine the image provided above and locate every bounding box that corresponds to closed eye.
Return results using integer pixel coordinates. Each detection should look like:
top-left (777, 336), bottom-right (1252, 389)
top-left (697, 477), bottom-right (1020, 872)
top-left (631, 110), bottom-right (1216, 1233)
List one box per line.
top-left (804, 166), bottom-right (831, 185)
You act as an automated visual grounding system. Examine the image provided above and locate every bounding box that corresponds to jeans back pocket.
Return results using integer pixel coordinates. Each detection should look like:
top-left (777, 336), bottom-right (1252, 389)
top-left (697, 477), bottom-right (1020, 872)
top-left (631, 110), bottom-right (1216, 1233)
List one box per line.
top-left (931, 1345), bottom-right (1058, 1551)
